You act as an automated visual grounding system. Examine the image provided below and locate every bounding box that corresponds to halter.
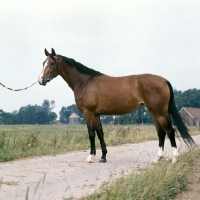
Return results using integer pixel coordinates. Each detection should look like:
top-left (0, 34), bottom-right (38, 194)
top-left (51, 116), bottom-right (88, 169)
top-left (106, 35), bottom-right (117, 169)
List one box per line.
top-left (49, 54), bottom-right (58, 68)
top-left (47, 54), bottom-right (59, 80)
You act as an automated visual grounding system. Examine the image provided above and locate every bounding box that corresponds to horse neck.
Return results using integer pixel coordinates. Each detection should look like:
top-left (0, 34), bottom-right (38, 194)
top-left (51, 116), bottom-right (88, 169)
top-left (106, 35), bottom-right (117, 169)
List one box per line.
top-left (58, 62), bottom-right (89, 91)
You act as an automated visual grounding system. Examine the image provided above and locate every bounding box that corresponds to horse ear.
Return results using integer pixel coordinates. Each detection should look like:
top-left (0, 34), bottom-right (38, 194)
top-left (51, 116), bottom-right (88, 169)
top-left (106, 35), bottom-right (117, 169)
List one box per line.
top-left (51, 48), bottom-right (56, 56)
top-left (45, 49), bottom-right (49, 56)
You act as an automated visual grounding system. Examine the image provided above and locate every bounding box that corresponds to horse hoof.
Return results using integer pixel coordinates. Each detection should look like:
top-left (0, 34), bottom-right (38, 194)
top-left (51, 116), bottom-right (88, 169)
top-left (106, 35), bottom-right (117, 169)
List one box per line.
top-left (85, 159), bottom-right (92, 163)
top-left (99, 158), bottom-right (107, 163)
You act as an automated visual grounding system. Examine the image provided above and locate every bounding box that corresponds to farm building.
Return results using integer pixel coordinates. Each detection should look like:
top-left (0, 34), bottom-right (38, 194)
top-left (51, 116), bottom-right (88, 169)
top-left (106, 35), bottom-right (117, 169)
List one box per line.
top-left (69, 113), bottom-right (79, 125)
top-left (179, 107), bottom-right (200, 126)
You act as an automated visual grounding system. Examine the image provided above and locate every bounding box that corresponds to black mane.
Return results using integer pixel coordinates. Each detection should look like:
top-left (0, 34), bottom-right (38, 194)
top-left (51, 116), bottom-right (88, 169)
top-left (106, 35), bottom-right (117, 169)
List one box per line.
top-left (60, 55), bottom-right (103, 76)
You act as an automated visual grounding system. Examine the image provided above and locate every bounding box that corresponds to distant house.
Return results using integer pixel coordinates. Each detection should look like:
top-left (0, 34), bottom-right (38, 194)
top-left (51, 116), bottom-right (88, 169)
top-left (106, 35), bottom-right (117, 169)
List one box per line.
top-left (69, 113), bottom-right (79, 125)
top-left (179, 107), bottom-right (200, 126)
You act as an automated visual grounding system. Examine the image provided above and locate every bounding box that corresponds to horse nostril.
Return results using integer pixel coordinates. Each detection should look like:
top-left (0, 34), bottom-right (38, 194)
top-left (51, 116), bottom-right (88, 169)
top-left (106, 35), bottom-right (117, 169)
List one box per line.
top-left (42, 79), bottom-right (46, 86)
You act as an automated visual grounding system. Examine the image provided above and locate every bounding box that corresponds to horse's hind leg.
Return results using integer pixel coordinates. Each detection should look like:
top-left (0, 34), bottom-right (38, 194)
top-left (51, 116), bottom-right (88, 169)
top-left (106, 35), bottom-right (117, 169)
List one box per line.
top-left (152, 117), bottom-right (166, 163)
top-left (95, 115), bottom-right (107, 163)
top-left (156, 115), bottom-right (178, 163)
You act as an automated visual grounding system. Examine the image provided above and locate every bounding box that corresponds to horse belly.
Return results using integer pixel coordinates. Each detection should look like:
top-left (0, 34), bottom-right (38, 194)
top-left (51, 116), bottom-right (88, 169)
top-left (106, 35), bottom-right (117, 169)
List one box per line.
top-left (96, 95), bottom-right (141, 115)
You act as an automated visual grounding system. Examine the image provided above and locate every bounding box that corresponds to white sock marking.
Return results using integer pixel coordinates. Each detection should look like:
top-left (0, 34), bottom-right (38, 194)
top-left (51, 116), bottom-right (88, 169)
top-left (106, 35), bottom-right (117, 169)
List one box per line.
top-left (172, 147), bottom-right (178, 163)
top-left (172, 147), bottom-right (178, 157)
top-left (153, 147), bottom-right (163, 163)
top-left (86, 154), bottom-right (94, 163)
top-left (158, 147), bottom-right (163, 157)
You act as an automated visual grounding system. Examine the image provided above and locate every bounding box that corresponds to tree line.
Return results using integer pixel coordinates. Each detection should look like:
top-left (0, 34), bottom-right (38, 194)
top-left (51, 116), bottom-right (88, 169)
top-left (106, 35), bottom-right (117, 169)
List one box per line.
top-left (0, 100), bottom-right (57, 125)
top-left (1, 88), bottom-right (200, 125)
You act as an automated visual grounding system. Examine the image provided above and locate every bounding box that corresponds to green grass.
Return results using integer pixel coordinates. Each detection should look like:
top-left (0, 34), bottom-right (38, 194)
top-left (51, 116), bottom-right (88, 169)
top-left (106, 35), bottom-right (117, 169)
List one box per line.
top-left (80, 147), bottom-right (200, 200)
top-left (0, 124), bottom-right (199, 162)
top-left (0, 125), bottom-right (89, 161)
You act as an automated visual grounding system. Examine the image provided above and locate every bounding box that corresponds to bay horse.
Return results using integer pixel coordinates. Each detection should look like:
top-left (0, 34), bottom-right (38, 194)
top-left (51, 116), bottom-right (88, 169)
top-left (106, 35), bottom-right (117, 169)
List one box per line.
top-left (38, 48), bottom-right (196, 163)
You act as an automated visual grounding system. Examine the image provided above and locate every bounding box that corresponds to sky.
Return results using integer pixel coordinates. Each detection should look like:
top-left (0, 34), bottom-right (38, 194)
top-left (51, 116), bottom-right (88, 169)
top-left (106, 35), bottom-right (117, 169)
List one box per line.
top-left (0, 0), bottom-right (200, 116)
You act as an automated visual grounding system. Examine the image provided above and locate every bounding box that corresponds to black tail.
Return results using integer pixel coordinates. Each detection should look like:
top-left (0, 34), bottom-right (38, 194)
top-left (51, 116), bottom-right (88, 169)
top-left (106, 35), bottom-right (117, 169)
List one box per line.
top-left (166, 81), bottom-right (196, 147)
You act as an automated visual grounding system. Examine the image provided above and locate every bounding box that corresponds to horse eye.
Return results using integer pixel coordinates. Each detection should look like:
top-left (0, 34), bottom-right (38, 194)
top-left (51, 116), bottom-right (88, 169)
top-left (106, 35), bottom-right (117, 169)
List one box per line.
top-left (50, 62), bottom-right (54, 66)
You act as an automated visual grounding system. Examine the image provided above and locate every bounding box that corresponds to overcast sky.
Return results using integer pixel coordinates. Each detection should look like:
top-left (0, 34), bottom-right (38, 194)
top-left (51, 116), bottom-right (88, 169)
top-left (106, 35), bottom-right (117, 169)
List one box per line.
top-left (0, 0), bottom-right (200, 116)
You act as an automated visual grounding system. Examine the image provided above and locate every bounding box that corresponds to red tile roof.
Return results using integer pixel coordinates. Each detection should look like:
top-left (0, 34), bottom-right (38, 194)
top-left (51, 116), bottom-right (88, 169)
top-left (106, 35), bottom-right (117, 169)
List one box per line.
top-left (69, 113), bottom-right (79, 119)
top-left (179, 107), bottom-right (200, 118)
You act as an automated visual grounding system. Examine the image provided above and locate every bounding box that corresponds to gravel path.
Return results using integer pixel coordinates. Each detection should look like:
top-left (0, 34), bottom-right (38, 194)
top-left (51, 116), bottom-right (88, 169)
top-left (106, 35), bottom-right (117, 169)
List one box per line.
top-left (1, 135), bottom-right (200, 200)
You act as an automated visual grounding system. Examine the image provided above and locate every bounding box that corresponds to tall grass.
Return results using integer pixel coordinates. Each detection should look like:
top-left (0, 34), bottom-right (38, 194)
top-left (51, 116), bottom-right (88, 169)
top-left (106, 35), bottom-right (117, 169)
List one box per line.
top-left (0, 125), bottom-right (199, 162)
top-left (80, 147), bottom-right (200, 200)
top-left (0, 125), bottom-right (89, 161)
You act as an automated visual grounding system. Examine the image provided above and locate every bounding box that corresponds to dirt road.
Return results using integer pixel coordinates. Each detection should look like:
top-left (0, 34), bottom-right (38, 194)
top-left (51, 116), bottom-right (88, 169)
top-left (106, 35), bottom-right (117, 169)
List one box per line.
top-left (1, 135), bottom-right (200, 200)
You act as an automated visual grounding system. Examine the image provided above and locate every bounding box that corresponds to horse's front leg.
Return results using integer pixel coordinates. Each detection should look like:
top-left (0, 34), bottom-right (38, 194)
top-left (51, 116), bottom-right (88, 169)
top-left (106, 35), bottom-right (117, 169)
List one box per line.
top-left (85, 123), bottom-right (96, 163)
top-left (84, 113), bottom-right (96, 163)
top-left (95, 116), bottom-right (107, 163)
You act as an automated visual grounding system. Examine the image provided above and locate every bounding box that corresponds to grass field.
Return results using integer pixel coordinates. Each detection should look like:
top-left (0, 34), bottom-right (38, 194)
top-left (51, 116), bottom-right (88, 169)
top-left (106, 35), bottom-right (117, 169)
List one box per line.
top-left (0, 124), bottom-right (200, 162)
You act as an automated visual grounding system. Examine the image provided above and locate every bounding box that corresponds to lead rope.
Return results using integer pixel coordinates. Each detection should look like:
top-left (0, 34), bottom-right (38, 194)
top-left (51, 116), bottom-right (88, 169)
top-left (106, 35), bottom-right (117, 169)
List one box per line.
top-left (0, 81), bottom-right (38, 91)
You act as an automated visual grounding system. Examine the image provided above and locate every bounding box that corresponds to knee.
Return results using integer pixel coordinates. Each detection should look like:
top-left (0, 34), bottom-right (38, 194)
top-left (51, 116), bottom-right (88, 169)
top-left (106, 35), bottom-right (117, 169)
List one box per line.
top-left (96, 126), bottom-right (104, 138)
top-left (89, 134), bottom-right (95, 140)
top-left (88, 130), bottom-right (95, 139)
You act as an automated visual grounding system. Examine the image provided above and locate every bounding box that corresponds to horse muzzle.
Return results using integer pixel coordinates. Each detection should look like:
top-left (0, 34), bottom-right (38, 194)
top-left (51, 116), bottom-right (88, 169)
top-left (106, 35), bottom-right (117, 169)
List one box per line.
top-left (38, 77), bottom-right (49, 86)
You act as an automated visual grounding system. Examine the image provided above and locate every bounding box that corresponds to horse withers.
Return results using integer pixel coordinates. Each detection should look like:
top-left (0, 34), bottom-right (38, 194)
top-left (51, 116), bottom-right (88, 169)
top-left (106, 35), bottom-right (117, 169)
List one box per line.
top-left (38, 48), bottom-right (196, 163)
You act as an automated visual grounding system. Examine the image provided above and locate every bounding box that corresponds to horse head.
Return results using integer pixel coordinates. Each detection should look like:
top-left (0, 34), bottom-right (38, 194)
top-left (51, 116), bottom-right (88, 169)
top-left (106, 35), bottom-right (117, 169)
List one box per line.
top-left (38, 48), bottom-right (60, 86)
